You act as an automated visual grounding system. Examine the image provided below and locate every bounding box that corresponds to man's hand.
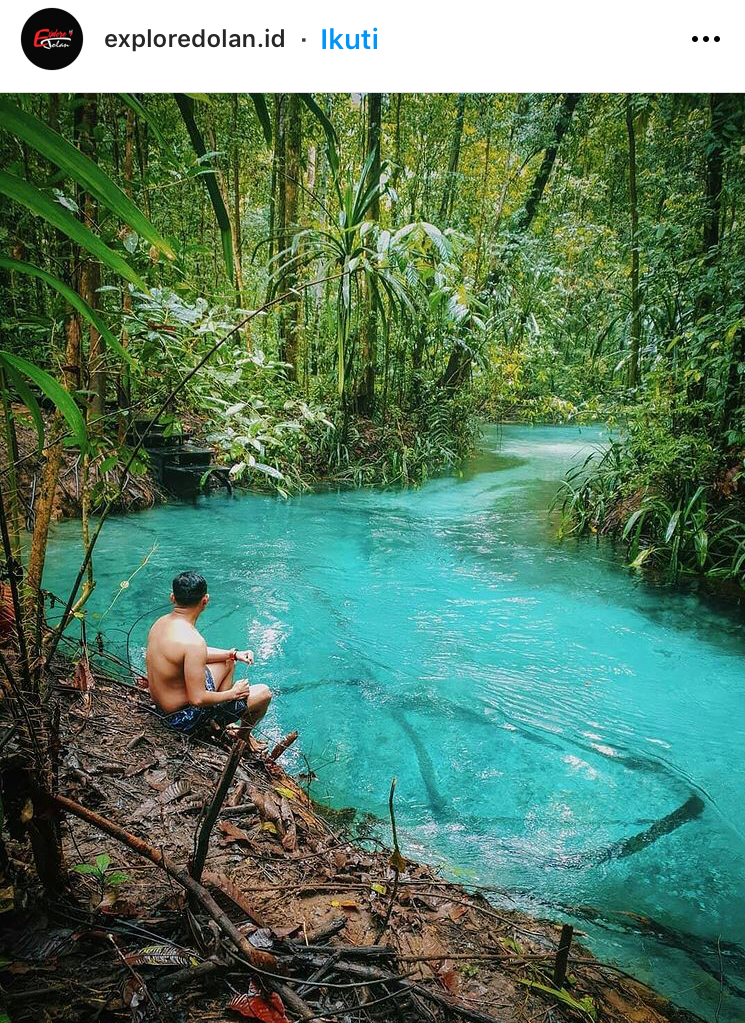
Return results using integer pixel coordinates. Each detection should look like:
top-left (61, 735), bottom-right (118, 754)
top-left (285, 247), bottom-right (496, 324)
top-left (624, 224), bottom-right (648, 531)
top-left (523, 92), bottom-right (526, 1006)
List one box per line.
top-left (233, 649), bottom-right (254, 665)
top-left (231, 679), bottom-right (251, 700)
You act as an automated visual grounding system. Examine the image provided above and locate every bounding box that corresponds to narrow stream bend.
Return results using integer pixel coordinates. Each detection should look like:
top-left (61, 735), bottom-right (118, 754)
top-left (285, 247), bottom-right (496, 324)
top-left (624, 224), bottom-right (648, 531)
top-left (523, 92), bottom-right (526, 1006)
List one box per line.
top-left (45, 424), bottom-right (745, 1022)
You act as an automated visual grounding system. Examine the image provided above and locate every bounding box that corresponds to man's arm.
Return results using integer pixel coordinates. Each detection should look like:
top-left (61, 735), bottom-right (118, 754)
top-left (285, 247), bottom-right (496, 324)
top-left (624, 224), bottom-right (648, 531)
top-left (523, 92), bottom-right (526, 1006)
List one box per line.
top-left (184, 641), bottom-right (249, 705)
top-left (206, 646), bottom-right (254, 665)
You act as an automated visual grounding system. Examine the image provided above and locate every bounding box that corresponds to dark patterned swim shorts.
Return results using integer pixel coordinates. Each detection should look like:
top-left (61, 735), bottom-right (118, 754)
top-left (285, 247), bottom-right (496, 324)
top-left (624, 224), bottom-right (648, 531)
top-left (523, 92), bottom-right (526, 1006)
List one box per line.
top-left (158, 668), bottom-right (248, 734)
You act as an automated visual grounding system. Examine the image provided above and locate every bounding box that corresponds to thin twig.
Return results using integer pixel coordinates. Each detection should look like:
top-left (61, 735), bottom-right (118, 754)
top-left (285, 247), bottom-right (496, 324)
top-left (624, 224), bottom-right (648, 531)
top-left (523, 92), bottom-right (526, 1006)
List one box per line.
top-left (53, 793), bottom-right (315, 1019)
top-left (375, 777), bottom-right (402, 944)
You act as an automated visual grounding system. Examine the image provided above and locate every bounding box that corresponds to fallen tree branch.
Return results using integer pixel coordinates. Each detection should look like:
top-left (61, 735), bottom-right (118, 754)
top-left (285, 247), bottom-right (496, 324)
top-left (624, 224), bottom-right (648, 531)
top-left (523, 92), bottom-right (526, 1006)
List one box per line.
top-left (53, 793), bottom-right (315, 1020)
top-left (191, 739), bottom-right (245, 883)
top-left (270, 730), bottom-right (298, 761)
top-left (154, 956), bottom-right (225, 993)
top-left (375, 777), bottom-right (402, 945)
top-left (292, 953), bottom-right (508, 1023)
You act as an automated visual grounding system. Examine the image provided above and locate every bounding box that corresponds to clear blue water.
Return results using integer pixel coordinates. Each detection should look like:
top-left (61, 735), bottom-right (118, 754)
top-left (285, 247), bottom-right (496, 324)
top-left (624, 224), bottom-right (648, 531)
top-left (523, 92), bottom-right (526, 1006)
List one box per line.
top-left (44, 424), bottom-right (745, 1021)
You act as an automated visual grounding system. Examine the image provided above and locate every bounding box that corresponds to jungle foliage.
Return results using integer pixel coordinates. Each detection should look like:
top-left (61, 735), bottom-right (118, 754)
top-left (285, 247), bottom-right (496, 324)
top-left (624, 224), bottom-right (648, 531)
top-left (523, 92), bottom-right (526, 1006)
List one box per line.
top-left (1, 92), bottom-right (745, 590)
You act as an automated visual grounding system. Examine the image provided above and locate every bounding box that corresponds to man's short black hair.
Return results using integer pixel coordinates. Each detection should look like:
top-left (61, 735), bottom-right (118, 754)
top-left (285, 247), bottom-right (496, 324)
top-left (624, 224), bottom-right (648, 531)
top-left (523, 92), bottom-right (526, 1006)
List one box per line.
top-left (172, 571), bottom-right (208, 607)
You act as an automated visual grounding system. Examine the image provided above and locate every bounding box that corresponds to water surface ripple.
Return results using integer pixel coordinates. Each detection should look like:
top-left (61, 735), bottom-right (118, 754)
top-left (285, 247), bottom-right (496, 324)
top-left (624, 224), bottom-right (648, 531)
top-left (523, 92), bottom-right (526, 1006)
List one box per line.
top-left (45, 424), bottom-right (745, 1021)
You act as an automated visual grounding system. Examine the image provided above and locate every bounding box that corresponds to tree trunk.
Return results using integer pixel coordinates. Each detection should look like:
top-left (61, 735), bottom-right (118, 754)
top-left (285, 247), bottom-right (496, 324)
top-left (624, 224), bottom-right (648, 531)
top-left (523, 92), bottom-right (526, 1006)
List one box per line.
top-left (266, 94), bottom-right (286, 310)
top-left (117, 104), bottom-right (135, 437)
top-left (25, 314), bottom-right (81, 618)
top-left (279, 94), bottom-right (301, 378)
top-left (691, 94), bottom-right (727, 410)
top-left (78, 95), bottom-right (105, 421)
top-left (625, 95), bottom-right (642, 389)
top-left (391, 94), bottom-right (403, 217)
top-left (715, 95), bottom-right (745, 428)
top-left (267, 95), bottom-right (281, 268)
top-left (359, 93), bottom-right (382, 414)
top-left (231, 94), bottom-right (243, 304)
top-left (439, 94), bottom-right (466, 223)
top-left (441, 95), bottom-right (582, 389)
top-left (474, 124), bottom-right (492, 281)
top-left (0, 370), bottom-right (23, 560)
top-left (510, 93), bottom-right (581, 237)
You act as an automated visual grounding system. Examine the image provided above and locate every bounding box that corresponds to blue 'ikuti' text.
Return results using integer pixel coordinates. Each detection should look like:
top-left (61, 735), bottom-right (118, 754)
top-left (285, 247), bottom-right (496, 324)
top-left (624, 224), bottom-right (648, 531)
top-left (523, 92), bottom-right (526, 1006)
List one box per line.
top-left (322, 28), bottom-right (378, 50)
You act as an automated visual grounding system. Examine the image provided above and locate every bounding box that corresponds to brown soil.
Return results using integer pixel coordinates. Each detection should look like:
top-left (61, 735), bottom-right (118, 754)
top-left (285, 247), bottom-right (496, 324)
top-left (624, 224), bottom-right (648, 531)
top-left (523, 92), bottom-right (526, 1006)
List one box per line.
top-left (0, 659), bottom-right (705, 1023)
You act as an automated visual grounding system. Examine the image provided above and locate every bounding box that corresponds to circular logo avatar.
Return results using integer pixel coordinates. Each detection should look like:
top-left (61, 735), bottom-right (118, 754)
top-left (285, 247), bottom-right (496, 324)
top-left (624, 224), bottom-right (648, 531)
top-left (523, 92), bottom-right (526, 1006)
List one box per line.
top-left (21, 9), bottom-right (83, 69)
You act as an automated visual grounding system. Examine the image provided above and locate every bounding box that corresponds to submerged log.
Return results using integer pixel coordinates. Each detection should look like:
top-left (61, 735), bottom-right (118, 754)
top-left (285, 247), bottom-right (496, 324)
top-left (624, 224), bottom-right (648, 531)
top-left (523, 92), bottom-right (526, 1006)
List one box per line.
top-left (556, 794), bottom-right (705, 869)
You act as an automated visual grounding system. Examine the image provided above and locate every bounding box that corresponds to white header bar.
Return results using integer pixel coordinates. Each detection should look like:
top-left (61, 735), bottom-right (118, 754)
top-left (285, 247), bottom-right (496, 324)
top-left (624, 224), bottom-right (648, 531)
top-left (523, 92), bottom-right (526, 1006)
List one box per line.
top-left (1, 0), bottom-right (742, 92)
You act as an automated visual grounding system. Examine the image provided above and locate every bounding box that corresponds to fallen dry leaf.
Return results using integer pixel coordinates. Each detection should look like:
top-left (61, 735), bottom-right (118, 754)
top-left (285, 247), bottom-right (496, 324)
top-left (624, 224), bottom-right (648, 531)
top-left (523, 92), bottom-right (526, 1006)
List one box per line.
top-left (330, 899), bottom-right (359, 910)
top-left (228, 985), bottom-right (289, 1022)
top-left (203, 871), bottom-right (264, 925)
top-left (219, 820), bottom-right (255, 845)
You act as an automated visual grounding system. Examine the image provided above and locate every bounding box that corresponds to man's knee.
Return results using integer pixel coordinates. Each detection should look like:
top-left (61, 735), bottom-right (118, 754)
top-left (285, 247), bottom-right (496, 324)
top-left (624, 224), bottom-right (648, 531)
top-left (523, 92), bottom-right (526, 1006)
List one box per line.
top-left (252, 683), bottom-right (272, 706)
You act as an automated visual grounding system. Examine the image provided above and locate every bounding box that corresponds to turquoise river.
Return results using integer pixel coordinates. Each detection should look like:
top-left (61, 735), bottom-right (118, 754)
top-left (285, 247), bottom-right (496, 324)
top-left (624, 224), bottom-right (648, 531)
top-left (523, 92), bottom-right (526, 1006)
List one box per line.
top-left (44, 424), bottom-right (745, 1022)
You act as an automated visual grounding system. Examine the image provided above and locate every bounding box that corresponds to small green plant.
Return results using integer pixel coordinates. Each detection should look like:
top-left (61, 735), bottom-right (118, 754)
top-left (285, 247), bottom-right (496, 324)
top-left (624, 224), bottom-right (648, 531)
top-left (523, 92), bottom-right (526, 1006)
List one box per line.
top-left (554, 394), bottom-right (745, 587)
top-left (458, 963), bottom-right (480, 978)
top-left (518, 978), bottom-right (597, 1020)
top-left (72, 853), bottom-right (130, 906)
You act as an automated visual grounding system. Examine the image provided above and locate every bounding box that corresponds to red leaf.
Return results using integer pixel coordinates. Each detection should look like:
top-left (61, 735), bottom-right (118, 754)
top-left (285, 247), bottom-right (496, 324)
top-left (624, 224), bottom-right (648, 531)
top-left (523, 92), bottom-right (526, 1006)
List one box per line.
top-left (228, 986), bottom-right (289, 1022)
top-left (438, 962), bottom-right (460, 994)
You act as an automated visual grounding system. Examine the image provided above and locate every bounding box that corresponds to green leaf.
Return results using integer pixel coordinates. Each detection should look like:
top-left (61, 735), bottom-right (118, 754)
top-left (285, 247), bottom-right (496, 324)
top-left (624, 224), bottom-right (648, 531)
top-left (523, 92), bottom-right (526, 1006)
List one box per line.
top-left (0, 99), bottom-right (175, 260)
top-left (2, 363), bottom-right (45, 452)
top-left (106, 871), bottom-right (130, 887)
top-left (517, 979), bottom-right (596, 1019)
top-left (630, 546), bottom-right (655, 569)
top-left (0, 171), bottom-right (147, 290)
top-left (73, 863), bottom-right (98, 875)
top-left (0, 258), bottom-right (134, 365)
top-left (95, 853), bottom-right (111, 872)
top-left (0, 352), bottom-right (86, 450)
top-left (174, 94), bottom-right (234, 285)
top-left (622, 507), bottom-right (645, 540)
top-left (253, 462), bottom-right (283, 480)
top-left (299, 94), bottom-right (338, 149)
top-left (664, 509), bottom-right (681, 543)
top-left (249, 94), bottom-right (272, 145)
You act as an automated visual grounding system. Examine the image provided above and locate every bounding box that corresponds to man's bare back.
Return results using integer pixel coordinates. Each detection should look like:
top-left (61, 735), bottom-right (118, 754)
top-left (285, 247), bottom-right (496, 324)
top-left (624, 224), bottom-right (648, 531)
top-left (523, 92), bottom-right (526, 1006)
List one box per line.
top-left (146, 571), bottom-right (271, 736)
top-left (146, 613), bottom-right (212, 713)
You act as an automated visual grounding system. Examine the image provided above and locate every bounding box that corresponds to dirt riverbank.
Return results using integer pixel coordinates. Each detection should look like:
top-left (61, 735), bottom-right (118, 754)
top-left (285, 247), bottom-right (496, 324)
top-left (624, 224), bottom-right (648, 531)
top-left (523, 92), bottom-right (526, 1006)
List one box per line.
top-left (0, 657), bottom-right (706, 1023)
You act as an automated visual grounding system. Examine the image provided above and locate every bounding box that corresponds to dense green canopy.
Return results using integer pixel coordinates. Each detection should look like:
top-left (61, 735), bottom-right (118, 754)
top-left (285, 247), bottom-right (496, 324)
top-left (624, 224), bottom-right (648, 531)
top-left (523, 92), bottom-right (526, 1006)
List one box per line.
top-left (2, 92), bottom-right (745, 585)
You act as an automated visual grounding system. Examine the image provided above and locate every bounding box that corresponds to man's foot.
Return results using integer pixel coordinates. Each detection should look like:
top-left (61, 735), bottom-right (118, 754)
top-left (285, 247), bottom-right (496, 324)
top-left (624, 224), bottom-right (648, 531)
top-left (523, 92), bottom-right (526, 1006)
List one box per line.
top-left (221, 722), bottom-right (268, 753)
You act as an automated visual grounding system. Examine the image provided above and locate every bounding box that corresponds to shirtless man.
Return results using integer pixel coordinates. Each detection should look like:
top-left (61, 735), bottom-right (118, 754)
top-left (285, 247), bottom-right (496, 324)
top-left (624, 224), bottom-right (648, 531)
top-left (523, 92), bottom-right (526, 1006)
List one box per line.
top-left (146, 571), bottom-right (272, 738)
